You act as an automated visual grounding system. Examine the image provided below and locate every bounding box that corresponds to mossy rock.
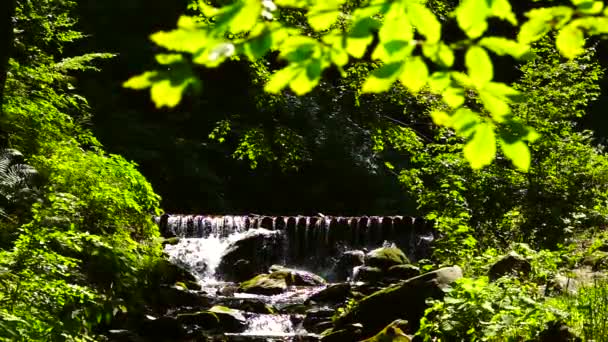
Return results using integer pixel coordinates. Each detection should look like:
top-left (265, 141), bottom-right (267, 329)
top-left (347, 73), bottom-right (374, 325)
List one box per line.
top-left (361, 319), bottom-right (411, 342)
top-left (321, 324), bottom-right (363, 342)
top-left (353, 266), bottom-right (383, 283)
top-left (239, 273), bottom-right (288, 295)
top-left (386, 264), bottom-right (420, 281)
top-left (582, 251), bottom-right (608, 270)
top-left (488, 252), bottom-right (532, 281)
top-left (162, 237), bottom-right (181, 246)
top-left (269, 265), bottom-right (326, 286)
top-left (365, 247), bottom-right (409, 269)
top-left (177, 306), bottom-right (247, 332)
top-left (335, 266), bottom-right (462, 337)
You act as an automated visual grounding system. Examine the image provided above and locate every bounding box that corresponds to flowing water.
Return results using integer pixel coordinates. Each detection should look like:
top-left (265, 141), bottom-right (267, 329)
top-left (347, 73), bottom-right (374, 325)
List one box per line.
top-left (159, 214), bottom-right (433, 340)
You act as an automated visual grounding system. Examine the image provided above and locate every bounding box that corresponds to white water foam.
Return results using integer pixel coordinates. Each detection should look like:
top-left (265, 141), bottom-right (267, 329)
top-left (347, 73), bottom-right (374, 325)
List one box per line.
top-left (164, 231), bottom-right (248, 284)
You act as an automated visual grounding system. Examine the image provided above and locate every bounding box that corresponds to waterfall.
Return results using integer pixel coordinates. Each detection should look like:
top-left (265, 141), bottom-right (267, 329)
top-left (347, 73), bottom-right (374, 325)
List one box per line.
top-left (158, 214), bottom-right (434, 265)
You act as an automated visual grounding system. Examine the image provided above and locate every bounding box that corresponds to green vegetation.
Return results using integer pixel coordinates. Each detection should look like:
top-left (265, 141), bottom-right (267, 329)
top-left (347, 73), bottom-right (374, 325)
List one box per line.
top-left (2, 0), bottom-right (608, 340)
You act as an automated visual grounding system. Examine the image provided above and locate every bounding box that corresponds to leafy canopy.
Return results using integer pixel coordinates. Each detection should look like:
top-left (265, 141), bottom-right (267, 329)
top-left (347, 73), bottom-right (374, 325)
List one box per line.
top-left (125, 0), bottom-right (608, 171)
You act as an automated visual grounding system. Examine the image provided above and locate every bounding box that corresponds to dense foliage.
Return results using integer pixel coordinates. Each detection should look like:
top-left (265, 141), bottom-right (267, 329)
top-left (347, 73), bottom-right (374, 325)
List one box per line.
top-left (2, 0), bottom-right (608, 340)
top-left (0, 0), bottom-right (162, 340)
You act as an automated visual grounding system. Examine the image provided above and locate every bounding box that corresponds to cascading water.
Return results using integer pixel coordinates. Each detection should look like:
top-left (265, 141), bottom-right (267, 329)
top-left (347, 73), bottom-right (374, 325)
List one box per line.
top-left (158, 214), bottom-right (434, 341)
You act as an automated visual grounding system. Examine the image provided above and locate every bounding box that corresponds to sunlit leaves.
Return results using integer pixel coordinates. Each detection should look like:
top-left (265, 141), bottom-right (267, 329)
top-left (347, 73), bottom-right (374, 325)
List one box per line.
top-left (556, 24), bottom-right (586, 59)
top-left (399, 57), bottom-right (428, 93)
top-left (499, 139), bottom-right (531, 171)
top-left (423, 43), bottom-right (455, 68)
top-left (466, 46), bottom-right (493, 87)
top-left (362, 62), bottom-right (403, 93)
top-left (123, 67), bottom-right (200, 109)
top-left (307, 0), bottom-right (345, 31)
top-left (464, 122), bottom-right (496, 169)
top-left (518, 7), bottom-right (573, 44)
top-left (347, 17), bottom-right (381, 58)
top-left (479, 37), bottom-right (531, 59)
top-left (407, 3), bottom-right (441, 43)
top-left (455, 0), bottom-right (516, 39)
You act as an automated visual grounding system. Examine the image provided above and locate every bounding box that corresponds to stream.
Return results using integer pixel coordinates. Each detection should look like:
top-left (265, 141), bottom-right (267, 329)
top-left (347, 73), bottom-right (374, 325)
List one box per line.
top-left (157, 214), bottom-right (434, 341)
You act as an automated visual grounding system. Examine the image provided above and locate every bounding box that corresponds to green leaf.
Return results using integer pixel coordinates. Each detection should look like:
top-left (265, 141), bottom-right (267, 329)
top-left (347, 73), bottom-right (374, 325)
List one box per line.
top-left (399, 57), bottom-right (428, 93)
top-left (307, 0), bottom-right (344, 31)
top-left (422, 43), bottom-right (455, 68)
top-left (466, 46), bottom-right (493, 87)
top-left (442, 86), bottom-right (465, 108)
top-left (362, 62), bottom-right (403, 93)
top-left (479, 90), bottom-right (511, 120)
top-left (451, 108), bottom-right (480, 137)
top-left (407, 3), bottom-right (441, 43)
top-left (289, 59), bottom-right (323, 95)
top-left (489, 0), bottom-right (517, 25)
top-left (151, 27), bottom-right (209, 54)
top-left (242, 26), bottom-right (273, 60)
top-left (428, 71), bottom-right (451, 92)
top-left (499, 139), bottom-right (531, 171)
top-left (479, 37), bottom-right (531, 59)
top-left (574, 0), bottom-right (604, 14)
top-left (375, 3), bottom-right (413, 61)
top-left (556, 24), bottom-right (585, 59)
top-left (155, 54), bottom-right (185, 65)
top-left (265, 66), bottom-right (299, 93)
top-left (518, 7), bottom-right (573, 44)
top-left (455, 0), bottom-right (489, 38)
top-left (347, 17), bottom-right (380, 58)
top-left (464, 122), bottom-right (496, 169)
top-left (430, 110), bottom-right (450, 126)
top-left (123, 71), bottom-right (160, 90)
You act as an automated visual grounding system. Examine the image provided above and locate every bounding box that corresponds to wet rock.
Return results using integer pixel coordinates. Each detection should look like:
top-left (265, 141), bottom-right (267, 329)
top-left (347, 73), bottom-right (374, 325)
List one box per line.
top-left (303, 308), bottom-right (336, 333)
top-left (386, 264), bottom-right (420, 281)
top-left (335, 266), bottom-right (462, 337)
top-left (152, 258), bottom-right (198, 285)
top-left (217, 229), bottom-right (284, 282)
top-left (239, 273), bottom-right (288, 295)
top-left (353, 266), bottom-right (383, 283)
top-left (538, 321), bottom-right (581, 342)
top-left (141, 316), bottom-right (185, 340)
top-left (321, 323), bottom-right (364, 342)
top-left (269, 265), bottom-right (326, 286)
top-left (365, 246), bottom-right (409, 270)
top-left (489, 252), bottom-right (532, 281)
top-left (154, 285), bottom-right (211, 310)
top-left (106, 329), bottom-right (144, 342)
top-left (220, 298), bottom-right (276, 314)
top-left (177, 306), bottom-right (247, 333)
top-left (332, 250), bottom-right (366, 281)
top-left (162, 237), bottom-right (181, 246)
top-left (306, 283), bottom-right (351, 304)
top-left (360, 319), bottom-right (411, 342)
top-left (216, 284), bottom-right (239, 297)
top-left (175, 280), bottom-right (202, 291)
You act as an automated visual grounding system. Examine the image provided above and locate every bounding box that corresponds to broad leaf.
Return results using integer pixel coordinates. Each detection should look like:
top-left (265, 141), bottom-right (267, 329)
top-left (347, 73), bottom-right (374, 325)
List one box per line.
top-left (466, 46), bottom-right (493, 87)
top-left (362, 62), bottom-right (403, 93)
top-left (479, 37), bottom-right (531, 59)
top-left (407, 3), bottom-right (441, 43)
top-left (455, 0), bottom-right (489, 38)
top-left (399, 57), bottom-right (428, 93)
top-left (556, 24), bottom-right (585, 58)
top-left (422, 43), bottom-right (455, 68)
top-left (499, 139), bottom-right (531, 171)
top-left (308, 0), bottom-right (344, 31)
top-left (464, 122), bottom-right (496, 169)
top-left (347, 17), bottom-right (380, 58)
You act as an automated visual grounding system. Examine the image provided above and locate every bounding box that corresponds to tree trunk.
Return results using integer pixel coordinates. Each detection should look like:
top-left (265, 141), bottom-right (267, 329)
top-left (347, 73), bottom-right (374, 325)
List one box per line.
top-left (0, 0), bottom-right (16, 107)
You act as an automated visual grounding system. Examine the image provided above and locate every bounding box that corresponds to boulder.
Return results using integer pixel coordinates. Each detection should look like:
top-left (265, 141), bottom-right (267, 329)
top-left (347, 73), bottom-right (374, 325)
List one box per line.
top-left (321, 324), bottom-right (363, 342)
top-left (176, 306), bottom-right (247, 333)
top-left (269, 265), bottom-right (326, 286)
top-left (306, 283), bottom-right (351, 304)
top-left (488, 252), bottom-right (532, 281)
top-left (365, 246), bottom-right (409, 270)
top-left (238, 273), bottom-right (288, 295)
top-left (303, 307), bottom-right (336, 333)
top-left (216, 297), bottom-right (276, 314)
top-left (332, 250), bottom-right (366, 281)
top-left (352, 266), bottom-right (383, 283)
top-left (386, 264), bottom-right (420, 281)
top-left (582, 251), bottom-right (608, 271)
top-left (360, 319), bottom-right (411, 342)
top-left (334, 266), bottom-right (462, 337)
top-left (545, 275), bottom-right (580, 295)
top-left (217, 229), bottom-right (284, 281)
top-left (152, 258), bottom-right (198, 285)
top-left (153, 285), bottom-right (211, 311)
top-left (161, 237), bottom-right (181, 246)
